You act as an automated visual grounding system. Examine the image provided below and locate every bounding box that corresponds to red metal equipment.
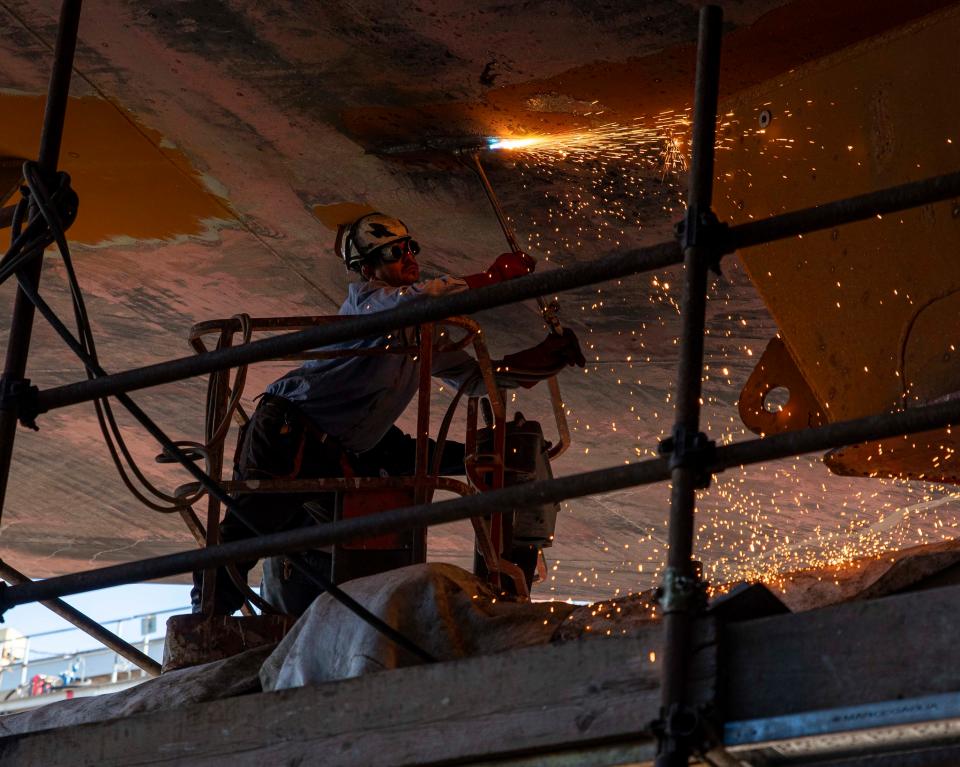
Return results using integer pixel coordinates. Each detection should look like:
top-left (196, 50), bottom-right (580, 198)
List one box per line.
top-left (181, 313), bottom-right (570, 617)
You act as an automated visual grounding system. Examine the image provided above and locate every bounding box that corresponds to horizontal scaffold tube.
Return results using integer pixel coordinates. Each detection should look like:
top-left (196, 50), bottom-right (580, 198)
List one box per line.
top-left (0, 559), bottom-right (161, 676)
top-left (727, 170), bottom-right (960, 251)
top-left (3, 396), bottom-right (959, 612)
top-left (34, 243), bottom-right (681, 412)
top-left (716, 397), bottom-right (960, 469)
top-left (30, 167), bottom-right (960, 415)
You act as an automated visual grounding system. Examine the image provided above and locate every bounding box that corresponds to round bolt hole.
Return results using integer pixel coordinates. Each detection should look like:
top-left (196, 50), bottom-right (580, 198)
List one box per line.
top-left (763, 386), bottom-right (790, 413)
top-left (758, 109), bottom-right (772, 129)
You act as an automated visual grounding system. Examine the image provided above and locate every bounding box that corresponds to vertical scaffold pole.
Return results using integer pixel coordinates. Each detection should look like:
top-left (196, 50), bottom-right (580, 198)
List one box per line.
top-left (655, 6), bottom-right (723, 766)
top-left (0, 1), bottom-right (166, 679)
top-left (0, 0), bottom-right (83, 524)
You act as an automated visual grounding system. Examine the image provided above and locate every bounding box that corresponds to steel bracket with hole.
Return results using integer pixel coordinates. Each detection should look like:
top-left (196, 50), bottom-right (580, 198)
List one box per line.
top-left (737, 336), bottom-right (826, 435)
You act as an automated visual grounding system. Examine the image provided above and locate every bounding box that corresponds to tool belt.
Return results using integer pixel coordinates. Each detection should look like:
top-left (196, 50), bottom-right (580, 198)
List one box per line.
top-left (234, 393), bottom-right (341, 480)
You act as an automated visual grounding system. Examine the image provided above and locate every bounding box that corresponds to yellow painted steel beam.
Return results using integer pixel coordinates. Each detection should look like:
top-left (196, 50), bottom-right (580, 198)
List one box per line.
top-left (715, 5), bottom-right (960, 482)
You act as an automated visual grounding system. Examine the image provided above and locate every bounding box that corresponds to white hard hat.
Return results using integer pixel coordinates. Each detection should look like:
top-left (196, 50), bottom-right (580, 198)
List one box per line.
top-left (336, 212), bottom-right (413, 273)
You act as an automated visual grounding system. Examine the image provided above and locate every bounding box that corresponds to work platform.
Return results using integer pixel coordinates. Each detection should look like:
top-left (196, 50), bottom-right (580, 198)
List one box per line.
top-left (3, 4), bottom-right (960, 766)
top-left (2, 575), bottom-right (960, 766)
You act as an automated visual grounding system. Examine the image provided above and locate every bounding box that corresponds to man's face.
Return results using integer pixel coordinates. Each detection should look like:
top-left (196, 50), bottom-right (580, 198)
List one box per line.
top-left (369, 239), bottom-right (420, 286)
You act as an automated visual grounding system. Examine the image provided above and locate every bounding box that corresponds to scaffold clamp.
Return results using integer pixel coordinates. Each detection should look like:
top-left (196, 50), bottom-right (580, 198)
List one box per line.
top-left (0, 376), bottom-right (39, 431)
top-left (658, 425), bottom-right (715, 488)
top-left (655, 565), bottom-right (708, 614)
top-left (653, 701), bottom-right (739, 767)
top-left (674, 205), bottom-right (729, 275)
top-left (651, 701), bottom-right (705, 766)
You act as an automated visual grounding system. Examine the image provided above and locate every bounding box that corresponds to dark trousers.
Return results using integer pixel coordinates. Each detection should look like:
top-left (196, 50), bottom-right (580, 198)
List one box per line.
top-left (194, 396), bottom-right (464, 615)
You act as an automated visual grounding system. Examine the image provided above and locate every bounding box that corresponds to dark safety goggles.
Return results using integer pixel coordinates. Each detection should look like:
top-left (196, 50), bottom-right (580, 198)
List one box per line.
top-left (374, 238), bottom-right (420, 263)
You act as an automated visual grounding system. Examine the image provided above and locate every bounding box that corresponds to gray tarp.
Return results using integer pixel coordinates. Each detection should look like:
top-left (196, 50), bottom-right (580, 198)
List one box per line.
top-left (260, 562), bottom-right (577, 689)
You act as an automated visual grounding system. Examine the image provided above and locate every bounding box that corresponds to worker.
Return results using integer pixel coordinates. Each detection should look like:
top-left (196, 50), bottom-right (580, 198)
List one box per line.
top-left (195, 212), bottom-right (584, 615)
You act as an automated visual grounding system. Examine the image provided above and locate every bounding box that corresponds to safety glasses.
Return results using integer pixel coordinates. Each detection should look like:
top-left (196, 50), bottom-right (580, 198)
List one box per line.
top-left (375, 238), bottom-right (420, 263)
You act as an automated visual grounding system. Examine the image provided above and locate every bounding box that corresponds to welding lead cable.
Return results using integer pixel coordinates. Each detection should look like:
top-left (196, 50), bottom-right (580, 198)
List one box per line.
top-left (17, 278), bottom-right (437, 663)
top-left (22, 167), bottom-right (284, 617)
top-left (25, 162), bottom-right (221, 518)
top-left (22, 165), bottom-right (254, 624)
top-left (16, 170), bottom-right (437, 663)
top-left (0, 196), bottom-right (55, 286)
top-left (20, 163), bottom-right (193, 514)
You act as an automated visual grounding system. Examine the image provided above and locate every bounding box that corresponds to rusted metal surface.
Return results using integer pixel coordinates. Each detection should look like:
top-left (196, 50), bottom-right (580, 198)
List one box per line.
top-left (162, 613), bottom-right (294, 672)
top-left (716, 5), bottom-right (960, 480)
top-left (340, 489), bottom-right (416, 550)
top-left (738, 336), bottom-right (826, 435)
top-left (178, 506), bottom-right (207, 546)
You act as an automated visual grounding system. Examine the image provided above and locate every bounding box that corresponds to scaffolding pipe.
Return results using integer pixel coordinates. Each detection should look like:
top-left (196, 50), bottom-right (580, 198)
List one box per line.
top-left (656, 7), bottom-right (723, 766)
top-left (3, 395), bottom-right (959, 613)
top-left (726, 170), bottom-right (960, 251)
top-left (0, 0), bottom-right (82, 525)
top-left (30, 242), bottom-right (679, 413)
top-left (0, 456), bottom-right (668, 610)
top-left (29, 165), bottom-right (960, 418)
top-left (14, 279), bottom-right (436, 663)
top-left (717, 399), bottom-right (960, 470)
top-left (0, 0), bottom-right (164, 685)
top-left (0, 2), bottom-right (957, 702)
top-left (0, 559), bottom-right (160, 676)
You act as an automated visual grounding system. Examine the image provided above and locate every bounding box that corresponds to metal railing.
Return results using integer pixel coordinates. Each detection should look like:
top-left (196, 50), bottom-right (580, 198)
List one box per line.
top-left (0, 2), bottom-right (958, 763)
top-left (0, 605), bottom-right (182, 695)
top-left (182, 313), bottom-right (569, 607)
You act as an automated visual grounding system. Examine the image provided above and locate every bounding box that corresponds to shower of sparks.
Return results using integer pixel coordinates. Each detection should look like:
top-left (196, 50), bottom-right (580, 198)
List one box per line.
top-left (489, 110), bottom-right (694, 166)
top-left (488, 110), bottom-right (701, 268)
top-left (477, 101), bottom-right (960, 605)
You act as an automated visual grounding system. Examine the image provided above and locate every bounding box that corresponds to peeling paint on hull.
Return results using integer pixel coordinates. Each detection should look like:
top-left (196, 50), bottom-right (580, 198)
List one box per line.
top-left (0, 93), bottom-right (231, 244)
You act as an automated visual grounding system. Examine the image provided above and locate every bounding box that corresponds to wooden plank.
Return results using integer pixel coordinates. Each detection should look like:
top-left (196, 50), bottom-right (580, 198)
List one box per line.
top-left (0, 620), bottom-right (717, 766)
top-left (724, 582), bottom-right (960, 721)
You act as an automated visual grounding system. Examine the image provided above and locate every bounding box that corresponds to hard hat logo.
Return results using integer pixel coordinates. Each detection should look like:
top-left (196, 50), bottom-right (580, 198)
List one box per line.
top-left (339, 212), bottom-right (413, 273)
top-left (366, 222), bottom-right (399, 239)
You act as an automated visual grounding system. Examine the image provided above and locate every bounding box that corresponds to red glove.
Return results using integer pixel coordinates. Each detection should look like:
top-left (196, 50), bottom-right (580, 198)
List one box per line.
top-left (495, 328), bottom-right (586, 387)
top-left (464, 251), bottom-right (536, 288)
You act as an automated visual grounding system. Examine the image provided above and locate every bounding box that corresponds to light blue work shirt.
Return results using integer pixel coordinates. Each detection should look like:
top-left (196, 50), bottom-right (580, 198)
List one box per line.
top-left (266, 276), bottom-right (489, 453)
